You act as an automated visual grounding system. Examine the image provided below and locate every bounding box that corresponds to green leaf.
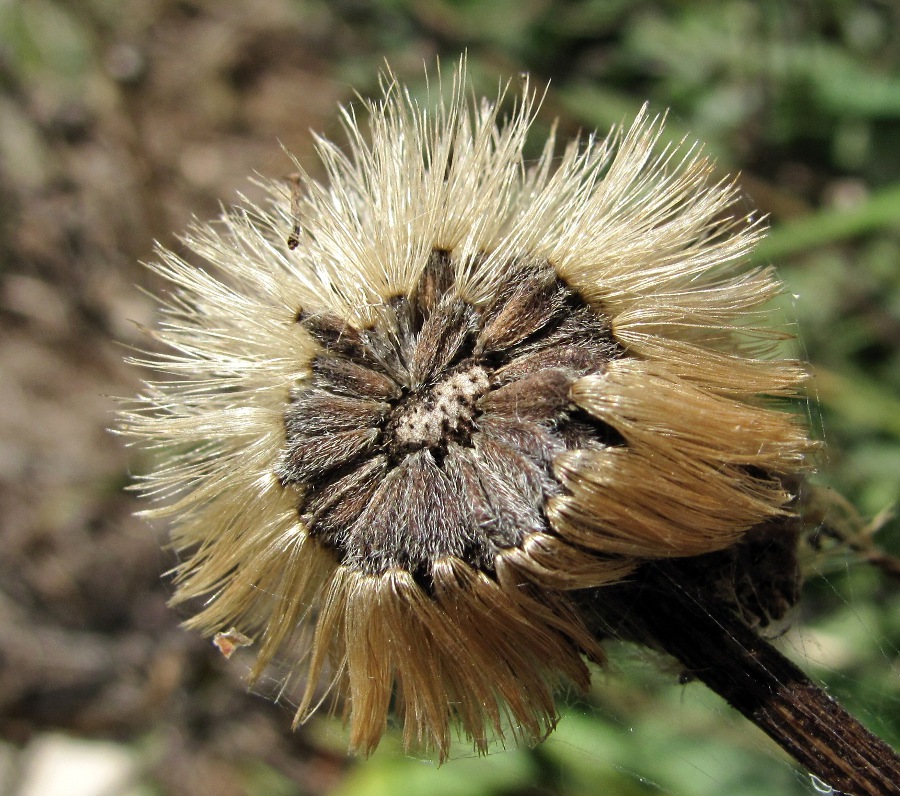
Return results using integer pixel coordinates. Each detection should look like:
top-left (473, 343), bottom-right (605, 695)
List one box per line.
top-left (752, 184), bottom-right (900, 263)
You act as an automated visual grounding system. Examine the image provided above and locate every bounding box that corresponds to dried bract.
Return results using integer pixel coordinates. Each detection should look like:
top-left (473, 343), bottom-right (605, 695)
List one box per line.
top-left (122, 66), bottom-right (813, 760)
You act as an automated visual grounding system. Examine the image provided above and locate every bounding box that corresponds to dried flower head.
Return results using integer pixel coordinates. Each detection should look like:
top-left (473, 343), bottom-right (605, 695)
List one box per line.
top-left (123, 66), bottom-right (812, 760)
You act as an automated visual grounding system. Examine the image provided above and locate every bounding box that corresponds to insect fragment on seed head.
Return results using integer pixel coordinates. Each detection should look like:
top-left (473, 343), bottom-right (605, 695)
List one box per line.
top-left (122, 64), bottom-right (813, 760)
top-left (285, 172), bottom-right (303, 250)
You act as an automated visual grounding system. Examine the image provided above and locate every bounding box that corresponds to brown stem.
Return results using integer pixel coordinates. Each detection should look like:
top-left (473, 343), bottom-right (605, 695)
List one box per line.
top-left (578, 562), bottom-right (900, 796)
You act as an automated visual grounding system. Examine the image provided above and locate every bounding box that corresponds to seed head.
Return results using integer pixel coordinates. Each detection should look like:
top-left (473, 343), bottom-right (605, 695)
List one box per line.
top-left (122, 65), bottom-right (813, 760)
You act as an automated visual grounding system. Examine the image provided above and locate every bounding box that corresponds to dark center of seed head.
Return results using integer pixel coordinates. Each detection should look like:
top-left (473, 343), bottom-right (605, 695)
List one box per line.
top-left (389, 362), bottom-right (490, 454)
top-left (280, 254), bottom-right (627, 576)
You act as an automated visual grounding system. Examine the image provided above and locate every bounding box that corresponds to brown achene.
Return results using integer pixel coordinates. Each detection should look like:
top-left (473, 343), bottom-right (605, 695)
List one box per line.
top-left (278, 252), bottom-right (622, 580)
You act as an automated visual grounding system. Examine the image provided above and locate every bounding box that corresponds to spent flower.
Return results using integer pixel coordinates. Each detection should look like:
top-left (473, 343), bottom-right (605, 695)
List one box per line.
top-left (123, 66), bottom-right (813, 759)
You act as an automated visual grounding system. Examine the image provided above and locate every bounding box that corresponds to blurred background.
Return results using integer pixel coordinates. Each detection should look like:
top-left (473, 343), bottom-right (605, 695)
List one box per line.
top-left (0, 1), bottom-right (898, 794)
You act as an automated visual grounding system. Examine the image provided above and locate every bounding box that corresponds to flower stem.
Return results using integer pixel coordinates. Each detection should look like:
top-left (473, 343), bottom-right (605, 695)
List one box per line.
top-left (578, 561), bottom-right (900, 795)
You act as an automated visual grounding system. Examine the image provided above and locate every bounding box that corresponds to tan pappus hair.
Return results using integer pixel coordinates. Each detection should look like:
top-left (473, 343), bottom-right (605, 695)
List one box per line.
top-left (121, 60), bottom-right (815, 761)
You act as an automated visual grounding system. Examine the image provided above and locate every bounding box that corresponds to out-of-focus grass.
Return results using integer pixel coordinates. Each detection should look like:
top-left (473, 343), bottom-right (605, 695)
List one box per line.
top-left (752, 184), bottom-right (900, 263)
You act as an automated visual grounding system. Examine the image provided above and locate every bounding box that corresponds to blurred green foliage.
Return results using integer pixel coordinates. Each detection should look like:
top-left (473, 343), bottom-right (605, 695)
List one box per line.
top-left (2, 0), bottom-right (897, 793)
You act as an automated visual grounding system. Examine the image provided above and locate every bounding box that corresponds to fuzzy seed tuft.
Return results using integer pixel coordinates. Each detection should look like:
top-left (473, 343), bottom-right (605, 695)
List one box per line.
top-left (122, 63), bottom-right (814, 761)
